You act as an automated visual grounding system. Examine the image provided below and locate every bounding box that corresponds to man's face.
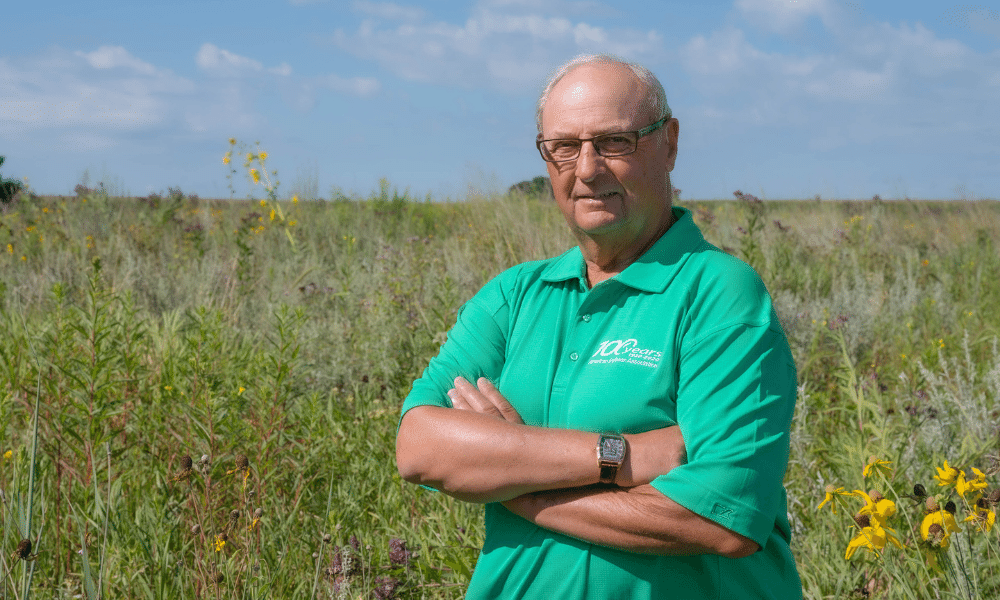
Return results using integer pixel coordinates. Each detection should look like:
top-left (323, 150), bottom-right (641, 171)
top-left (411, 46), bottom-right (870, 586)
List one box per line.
top-left (540, 63), bottom-right (678, 244)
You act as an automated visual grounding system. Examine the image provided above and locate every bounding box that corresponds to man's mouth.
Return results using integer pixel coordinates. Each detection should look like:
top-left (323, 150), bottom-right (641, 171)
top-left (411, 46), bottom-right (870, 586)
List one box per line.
top-left (578, 191), bottom-right (621, 201)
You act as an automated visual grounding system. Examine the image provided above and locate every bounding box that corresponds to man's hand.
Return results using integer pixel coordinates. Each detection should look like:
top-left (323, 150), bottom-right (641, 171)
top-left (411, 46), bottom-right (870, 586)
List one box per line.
top-left (448, 377), bottom-right (524, 424)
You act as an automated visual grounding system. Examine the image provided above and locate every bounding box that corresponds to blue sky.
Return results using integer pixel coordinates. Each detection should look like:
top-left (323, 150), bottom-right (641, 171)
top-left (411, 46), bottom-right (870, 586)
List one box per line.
top-left (2, 0), bottom-right (998, 200)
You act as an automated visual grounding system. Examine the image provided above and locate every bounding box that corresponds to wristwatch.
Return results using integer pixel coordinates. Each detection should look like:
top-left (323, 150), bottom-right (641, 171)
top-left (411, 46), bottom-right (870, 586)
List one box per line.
top-left (597, 434), bottom-right (627, 484)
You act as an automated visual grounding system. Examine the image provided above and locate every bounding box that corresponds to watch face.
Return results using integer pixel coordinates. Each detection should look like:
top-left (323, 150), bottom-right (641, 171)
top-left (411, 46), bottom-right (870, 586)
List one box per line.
top-left (601, 437), bottom-right (626, 462)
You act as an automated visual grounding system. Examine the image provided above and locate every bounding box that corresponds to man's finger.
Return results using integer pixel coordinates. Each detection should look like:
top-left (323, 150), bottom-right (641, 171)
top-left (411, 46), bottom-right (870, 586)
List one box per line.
top-left (453, 376), bottom-right (505, 419)
top-left (448, 389), bottom-right (472, 411)
top-left (476, 378), bottom-right (524, 424)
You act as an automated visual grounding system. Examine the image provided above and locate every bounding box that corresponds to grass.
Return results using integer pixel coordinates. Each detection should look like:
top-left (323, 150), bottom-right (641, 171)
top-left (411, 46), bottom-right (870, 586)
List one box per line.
top-left (0, 181), bottom-right (998, 598)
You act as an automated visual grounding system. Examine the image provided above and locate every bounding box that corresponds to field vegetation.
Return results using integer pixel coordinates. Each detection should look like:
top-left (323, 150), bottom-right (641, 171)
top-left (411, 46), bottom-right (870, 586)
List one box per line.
top-left (0, 174), bottom-right (999, 598)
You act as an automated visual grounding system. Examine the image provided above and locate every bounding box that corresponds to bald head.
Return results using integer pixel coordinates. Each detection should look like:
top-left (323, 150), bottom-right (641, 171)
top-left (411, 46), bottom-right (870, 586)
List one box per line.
top-left (537, 55), bottom-right (671, 134)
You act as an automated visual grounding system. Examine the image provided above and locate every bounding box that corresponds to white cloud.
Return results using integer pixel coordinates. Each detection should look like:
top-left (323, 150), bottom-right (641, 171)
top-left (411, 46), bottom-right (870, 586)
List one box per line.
top-left (678, 8), bottom-right (1000, 158)
top-left (735, 0), bottom-right (834, 33)
top-left (76, 46), bottom-right (156, 75)
top-left (332, 3), bottom-right (663, 89)
top-left (0, 47), bottom-right (193, 135)
top-left (196, 43), bottom-right (292, 77)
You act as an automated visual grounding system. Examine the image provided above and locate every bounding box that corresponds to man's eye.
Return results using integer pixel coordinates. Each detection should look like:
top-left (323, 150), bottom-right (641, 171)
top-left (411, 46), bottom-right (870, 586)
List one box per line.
top-left (551, 140), bottom-right (579, 150)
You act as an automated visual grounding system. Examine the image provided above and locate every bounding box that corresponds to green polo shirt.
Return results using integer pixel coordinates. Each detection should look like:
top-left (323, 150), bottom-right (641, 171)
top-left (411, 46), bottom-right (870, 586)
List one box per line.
top-left (401, 207), bottom-right (802, 599)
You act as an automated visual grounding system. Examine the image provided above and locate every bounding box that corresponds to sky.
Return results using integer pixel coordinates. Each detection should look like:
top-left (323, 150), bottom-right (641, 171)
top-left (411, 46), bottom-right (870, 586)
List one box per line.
top-left (1, 0), bottom-right (998, 201)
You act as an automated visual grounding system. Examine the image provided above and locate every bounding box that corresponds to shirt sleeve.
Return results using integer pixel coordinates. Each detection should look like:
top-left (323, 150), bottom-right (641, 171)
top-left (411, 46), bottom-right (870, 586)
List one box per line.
top-left (399, 273), bottom-right (511, 418)
top-left (649, 317), bottom-right (797, 548)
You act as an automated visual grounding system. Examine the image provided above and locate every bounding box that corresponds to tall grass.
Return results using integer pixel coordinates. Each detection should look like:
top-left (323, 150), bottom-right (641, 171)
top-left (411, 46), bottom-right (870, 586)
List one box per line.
top-left (0, 185), bottom-right (998, 598)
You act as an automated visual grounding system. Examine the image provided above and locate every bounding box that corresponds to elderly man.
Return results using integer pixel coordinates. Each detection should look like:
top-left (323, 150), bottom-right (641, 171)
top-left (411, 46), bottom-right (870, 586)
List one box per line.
top-left (396, 54), bottom-right (801, 599)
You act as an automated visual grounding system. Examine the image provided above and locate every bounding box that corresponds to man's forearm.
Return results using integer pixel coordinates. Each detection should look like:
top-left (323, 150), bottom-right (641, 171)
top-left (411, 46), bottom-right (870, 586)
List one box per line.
top-left (502, 484), bottom-right (760, 558)
top-left (396, 405), bottom-right (603, 502)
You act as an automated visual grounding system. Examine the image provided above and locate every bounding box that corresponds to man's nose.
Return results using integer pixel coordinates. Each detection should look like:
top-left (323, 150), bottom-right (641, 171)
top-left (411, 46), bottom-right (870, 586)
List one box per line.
top-left (574, 140), bottom-right (605, 182)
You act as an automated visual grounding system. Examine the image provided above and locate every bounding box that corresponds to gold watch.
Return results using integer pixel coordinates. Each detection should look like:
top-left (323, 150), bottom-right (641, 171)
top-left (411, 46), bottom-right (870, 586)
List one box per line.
top-left (597, 434), bottom-right (626, 484)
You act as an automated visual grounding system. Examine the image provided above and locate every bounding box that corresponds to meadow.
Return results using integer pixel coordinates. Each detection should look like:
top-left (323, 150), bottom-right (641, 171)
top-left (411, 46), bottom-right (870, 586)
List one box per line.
top-left (0, 172), bottom-right (998, 598)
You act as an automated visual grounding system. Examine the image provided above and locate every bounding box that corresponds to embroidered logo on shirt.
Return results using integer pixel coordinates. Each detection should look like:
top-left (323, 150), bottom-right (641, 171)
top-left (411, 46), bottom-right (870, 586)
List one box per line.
top-left (588, 339), bottom-right (663, 369)
top-left (711, 503), bottom-right (734, 526)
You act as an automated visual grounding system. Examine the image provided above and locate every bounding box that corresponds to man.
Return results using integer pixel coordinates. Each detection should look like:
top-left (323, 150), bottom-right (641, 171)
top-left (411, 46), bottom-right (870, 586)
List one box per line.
top-left (397, 54), bottom-right (802, 598)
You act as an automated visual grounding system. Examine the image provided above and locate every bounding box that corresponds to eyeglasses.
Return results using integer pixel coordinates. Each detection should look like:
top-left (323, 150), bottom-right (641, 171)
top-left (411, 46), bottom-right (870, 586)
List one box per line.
top-left (536, 116), bottom-right (669, 163)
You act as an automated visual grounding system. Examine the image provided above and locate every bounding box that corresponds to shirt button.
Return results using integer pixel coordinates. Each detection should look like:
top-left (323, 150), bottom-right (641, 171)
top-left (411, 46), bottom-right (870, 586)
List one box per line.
top-left (569, 352), bottom-right (579, 361)
top-left (581, 314), bottom-right (591, 322)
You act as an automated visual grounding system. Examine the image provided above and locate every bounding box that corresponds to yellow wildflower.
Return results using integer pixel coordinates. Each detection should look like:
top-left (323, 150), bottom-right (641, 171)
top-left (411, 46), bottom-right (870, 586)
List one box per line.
top-left (292, 195), bottom-right (299, 204)
top-left (933, 459), bottom-right (960, 487)
top-left (863, 456), bottom-right (893, 479)
top-left (229, 137), bottom-right (236, 145)
top-left (2, 450), bottom-right (11, 460)
top-left (246, 152), bottom-right (253, 161)
top-left (920, 510), bottom-right (961, 548)
top-left (964, 502), bottom-right (996, 533)
top-left (269, 209), bottom-right (275, 222)
top-left (855, 490), bottom-right (897, 527)
top-left (6, 243), bottom-right (12, 254)
top-left (223, 154), bottom-right (231, 165)
top-left (956, 467), bottom-right (988, 500)
top-left (817, 485), bottom-right (853, 513)
top-left (845, 521), bottom-right (903, 559)
top-left (215, 533), bottom-right (227, 552)
top-left (259, 151), bottom-right (268, 161)
top-left (250, 168), bottom-right (261, 184)
top-left (259, 199), bottom-right (267, 207)
top-left (238, 386), bottom-right (246, 396)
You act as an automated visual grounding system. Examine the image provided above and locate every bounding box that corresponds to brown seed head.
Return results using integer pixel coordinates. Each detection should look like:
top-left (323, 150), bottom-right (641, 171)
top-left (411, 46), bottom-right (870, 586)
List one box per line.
top-left (945, 501), bottom-right (957, 514)
top-left (389, 538), bottom-right (413, 566)
top-left (15, 539), bottom-right (32, 560)
top-left (213, 572), bottom-right (225, 584)
top-left (925, 497), bottom-right (940, 512)
top-left (977, 497), bottom-right (989, 511)
top-left (235, 454), bottom-right (249, 470)
top-left (253, 507), bottom-right (263, 519)
top-left (217, 532), bottom-right (228, 543)
top-left (322, 533), bottom-right (332, 544)
top-left (988, 489), bottom-right (1000, 506)
top-left (912, 483), bottom-right (927, 497)
top-left (868, 490), bottom-right (884, 502)
top-left (180, 455), bottom-right (193, 470)
top-left (191, 524), bottom-right (201, 535)
top-left (229, 509), bottom-right (240, 523)
top-left (824, 484), bottom-right (837, 494)
top-left (927, 522), bottom-right (945, 545)
top-left (853, 513), bottom-right (872, 528)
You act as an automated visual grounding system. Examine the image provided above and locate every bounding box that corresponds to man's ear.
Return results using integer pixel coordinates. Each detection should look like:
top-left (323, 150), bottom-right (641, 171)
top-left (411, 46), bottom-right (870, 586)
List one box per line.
top-left (665, 118), bottom-right (680, 172)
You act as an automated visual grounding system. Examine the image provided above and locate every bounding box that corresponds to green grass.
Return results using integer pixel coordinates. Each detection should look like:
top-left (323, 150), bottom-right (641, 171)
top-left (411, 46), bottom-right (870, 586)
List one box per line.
top-left (1, 185), bottom-right (998, 598)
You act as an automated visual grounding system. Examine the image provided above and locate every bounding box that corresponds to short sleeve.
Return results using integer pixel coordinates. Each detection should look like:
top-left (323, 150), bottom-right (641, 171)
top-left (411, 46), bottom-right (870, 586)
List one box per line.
top-left (399, 275), bottom-right (511, 419)
top-left (650, 320), bottom-right (797, 547)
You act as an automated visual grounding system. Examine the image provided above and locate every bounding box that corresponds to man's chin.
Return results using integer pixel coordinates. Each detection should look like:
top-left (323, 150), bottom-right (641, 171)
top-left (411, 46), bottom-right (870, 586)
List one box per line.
top-left (571, 212), bottom-right (626, 236)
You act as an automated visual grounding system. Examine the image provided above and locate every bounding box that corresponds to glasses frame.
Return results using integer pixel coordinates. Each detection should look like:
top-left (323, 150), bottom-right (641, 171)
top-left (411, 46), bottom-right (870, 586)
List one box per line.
top-left (536, 115), bottom-right (670, 163)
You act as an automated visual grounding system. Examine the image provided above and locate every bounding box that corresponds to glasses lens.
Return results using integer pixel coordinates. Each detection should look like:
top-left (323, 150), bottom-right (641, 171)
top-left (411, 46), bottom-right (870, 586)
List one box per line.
top-left (542, 140), bottom-right (581, 162)
top-left (594, 133), bottom-right (637, 157)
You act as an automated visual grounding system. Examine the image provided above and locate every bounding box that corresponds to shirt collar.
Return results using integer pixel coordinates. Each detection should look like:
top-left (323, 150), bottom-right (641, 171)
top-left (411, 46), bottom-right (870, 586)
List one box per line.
top-left (539, 207), bottom-right (704, 292)
top-left (615, 207), bottom-right (704, 293)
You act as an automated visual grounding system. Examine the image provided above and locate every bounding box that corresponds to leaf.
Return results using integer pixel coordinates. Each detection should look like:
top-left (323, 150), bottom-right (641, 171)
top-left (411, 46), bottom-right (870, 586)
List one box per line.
top-left (79, 528), bottom-right (100, 600)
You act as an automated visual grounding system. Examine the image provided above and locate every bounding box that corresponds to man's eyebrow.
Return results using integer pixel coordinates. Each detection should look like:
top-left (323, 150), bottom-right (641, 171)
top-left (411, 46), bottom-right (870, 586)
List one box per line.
top-left (544, 125), bottom-right (634, 139)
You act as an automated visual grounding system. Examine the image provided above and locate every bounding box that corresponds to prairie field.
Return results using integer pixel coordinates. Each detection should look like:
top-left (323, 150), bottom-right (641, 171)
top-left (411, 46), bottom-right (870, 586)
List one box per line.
top-left (1, 183), bottom-right (999, 599)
